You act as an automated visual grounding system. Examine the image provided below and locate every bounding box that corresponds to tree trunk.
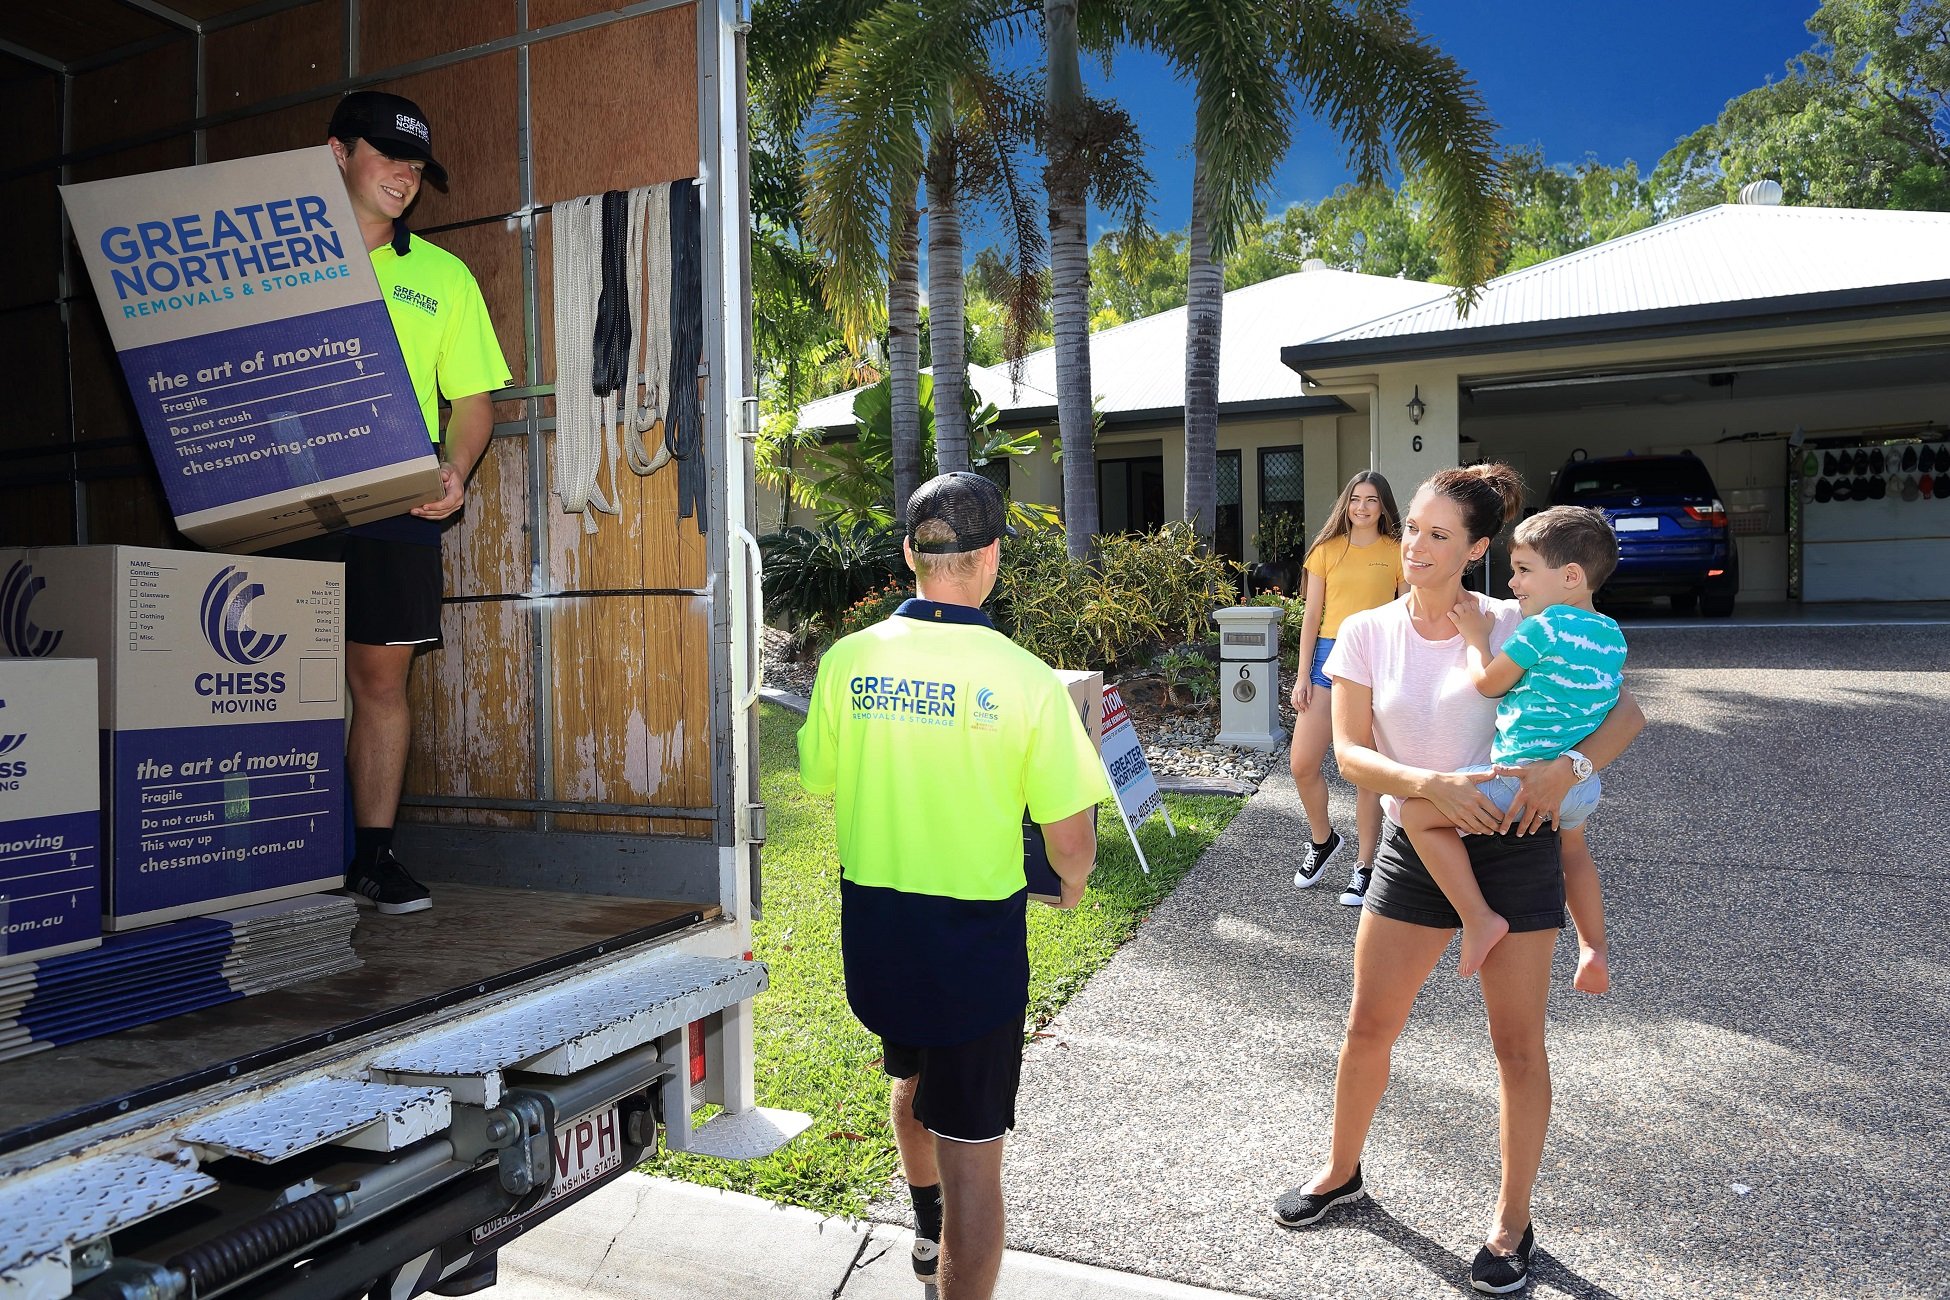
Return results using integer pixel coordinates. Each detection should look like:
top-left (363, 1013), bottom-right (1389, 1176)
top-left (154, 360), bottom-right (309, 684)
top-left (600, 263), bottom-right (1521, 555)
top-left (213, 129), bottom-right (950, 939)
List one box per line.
top-left (1044, 0), bottom-right (1098, 557)
top-left (927, 98), bottom-right (970, 475)
top-left (888, 192), bottom-right (923, 525)
top-left (1182, 132), bottom-right (1222, 545)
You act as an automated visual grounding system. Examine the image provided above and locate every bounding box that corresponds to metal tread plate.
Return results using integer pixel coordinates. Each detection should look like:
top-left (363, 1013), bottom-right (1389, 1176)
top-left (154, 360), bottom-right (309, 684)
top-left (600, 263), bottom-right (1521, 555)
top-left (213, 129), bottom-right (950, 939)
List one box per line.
top-left (371, 955), bottom-right (765, 1103)
top-left (177, 1078), bottom-right (452, 1162)
top-left (684, 1106), bottom-right (813, 1161)
top-left (0, 1151), bottom-right (215, 1294)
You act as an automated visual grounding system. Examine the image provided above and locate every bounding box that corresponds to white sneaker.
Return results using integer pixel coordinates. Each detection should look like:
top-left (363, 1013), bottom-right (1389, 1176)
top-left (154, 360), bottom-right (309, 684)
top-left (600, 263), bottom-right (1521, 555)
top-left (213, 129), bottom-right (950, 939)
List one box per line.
top-left (1338, 865), bottom-right (1372, 908)
top-left (1293, 831), bottom-right (1344, 888)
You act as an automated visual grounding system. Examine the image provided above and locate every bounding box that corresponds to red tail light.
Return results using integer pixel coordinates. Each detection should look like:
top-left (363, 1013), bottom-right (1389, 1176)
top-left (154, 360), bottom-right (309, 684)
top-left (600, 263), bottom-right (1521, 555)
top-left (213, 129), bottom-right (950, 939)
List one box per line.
top-left (1685, 500), bottom-right (1728, 526)
top-left (689, 1018), bottom-right (708, 1086)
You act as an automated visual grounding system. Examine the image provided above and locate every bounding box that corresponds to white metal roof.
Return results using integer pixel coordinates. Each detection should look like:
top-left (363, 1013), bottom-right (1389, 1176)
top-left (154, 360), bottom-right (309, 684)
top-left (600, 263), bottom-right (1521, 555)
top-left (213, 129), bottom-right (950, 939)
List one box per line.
top-left (796, 267), bottom-right (1448, 431)
top-left (1303, 204), bottom-right (1950, 348)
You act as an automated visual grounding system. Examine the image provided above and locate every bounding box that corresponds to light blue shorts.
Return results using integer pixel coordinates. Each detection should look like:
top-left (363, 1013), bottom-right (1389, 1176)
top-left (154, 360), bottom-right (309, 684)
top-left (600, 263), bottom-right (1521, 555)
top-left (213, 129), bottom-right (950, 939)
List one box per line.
top-left (1465, 765), bottom-right (1602, 831)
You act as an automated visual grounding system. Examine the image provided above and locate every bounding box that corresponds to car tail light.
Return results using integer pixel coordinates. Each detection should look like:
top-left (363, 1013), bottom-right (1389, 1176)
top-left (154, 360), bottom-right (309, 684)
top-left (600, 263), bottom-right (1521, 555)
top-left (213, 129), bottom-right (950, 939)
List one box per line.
top-left (1685, 500), bottom-right (1728, 526)
top-left (689, 1018), bottom-right (708, 1086)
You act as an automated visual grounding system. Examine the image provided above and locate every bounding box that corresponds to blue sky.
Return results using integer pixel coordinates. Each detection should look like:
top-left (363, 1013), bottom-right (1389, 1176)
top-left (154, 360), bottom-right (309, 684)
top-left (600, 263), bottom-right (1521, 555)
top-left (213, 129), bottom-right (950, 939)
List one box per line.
top-left (1044, 0), bottom-right (1820, 237)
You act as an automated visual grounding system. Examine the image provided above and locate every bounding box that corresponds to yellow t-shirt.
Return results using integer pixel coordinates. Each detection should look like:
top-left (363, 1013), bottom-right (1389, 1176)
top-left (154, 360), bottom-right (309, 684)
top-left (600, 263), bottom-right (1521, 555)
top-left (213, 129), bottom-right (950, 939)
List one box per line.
top-left (371, 236), bottom-right (511, 445)
top-left (1303, 535), bottom-right (1402, 637)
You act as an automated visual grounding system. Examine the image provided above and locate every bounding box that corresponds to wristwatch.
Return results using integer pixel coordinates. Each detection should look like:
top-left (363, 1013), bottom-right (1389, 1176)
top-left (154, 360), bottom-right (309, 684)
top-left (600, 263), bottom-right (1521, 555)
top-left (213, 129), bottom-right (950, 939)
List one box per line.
top-left (1564, 749), bottom-right (1594, 783)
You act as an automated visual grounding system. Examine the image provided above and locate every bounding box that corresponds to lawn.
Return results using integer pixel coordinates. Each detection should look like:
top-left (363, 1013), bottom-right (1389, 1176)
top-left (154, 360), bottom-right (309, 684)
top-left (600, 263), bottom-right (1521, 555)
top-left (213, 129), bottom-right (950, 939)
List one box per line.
top-left (645, 702), bottom-right (1243, 1217)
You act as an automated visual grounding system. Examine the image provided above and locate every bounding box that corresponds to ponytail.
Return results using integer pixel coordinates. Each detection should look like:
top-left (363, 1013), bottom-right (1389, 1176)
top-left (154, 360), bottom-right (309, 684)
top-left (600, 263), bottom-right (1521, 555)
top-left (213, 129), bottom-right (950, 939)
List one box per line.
top-left (1425, 462), bottom-right (1525, 544)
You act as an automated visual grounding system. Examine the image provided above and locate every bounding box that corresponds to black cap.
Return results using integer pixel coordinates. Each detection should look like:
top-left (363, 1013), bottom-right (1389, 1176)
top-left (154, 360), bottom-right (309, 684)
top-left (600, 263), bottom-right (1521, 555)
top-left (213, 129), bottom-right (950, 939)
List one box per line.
top-left (328, 91), bottom-right (447, 187)
top-left (906, 472), bottom-right (1015, 553)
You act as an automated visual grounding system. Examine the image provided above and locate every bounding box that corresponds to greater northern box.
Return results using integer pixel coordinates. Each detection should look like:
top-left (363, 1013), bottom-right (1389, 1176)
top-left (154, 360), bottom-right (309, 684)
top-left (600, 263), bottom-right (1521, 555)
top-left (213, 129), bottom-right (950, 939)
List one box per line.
top-left (0, 659), bottom-right (104, 966)
top-left (0, 548), bottom-right (345, 929)
top-left (59, 147), bottom-right (441, 552)
top-left (1025, 669), bottom-right (1105, 904)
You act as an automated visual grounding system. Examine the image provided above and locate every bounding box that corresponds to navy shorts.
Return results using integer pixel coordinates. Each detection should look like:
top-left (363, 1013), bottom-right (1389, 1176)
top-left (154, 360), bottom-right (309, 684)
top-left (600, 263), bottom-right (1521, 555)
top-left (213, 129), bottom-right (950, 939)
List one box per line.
top-left (882, 1016), bottom-right (1023, 1143)
top-left (269, 530), bottom-right (443, 647)
top-left (1365, 821), bottom-right (1565, 932)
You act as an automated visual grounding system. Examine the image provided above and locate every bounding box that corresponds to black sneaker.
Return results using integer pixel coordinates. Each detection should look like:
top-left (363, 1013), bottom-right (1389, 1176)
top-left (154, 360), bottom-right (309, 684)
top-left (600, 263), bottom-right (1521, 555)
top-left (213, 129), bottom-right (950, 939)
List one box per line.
top-left (911, 1232), bottom-right (939, 1283)
top-left (1293, 830), bottom-right (1344, 888)
top-left (1271, 1164), bottom-right (1364, 1228)
top-left (346, 849), bottom-right (432, 915)
top-left (1470, 1224), bottom-right (1535, 1294)
top-left (1338, 865), bottom-right (1372, 908)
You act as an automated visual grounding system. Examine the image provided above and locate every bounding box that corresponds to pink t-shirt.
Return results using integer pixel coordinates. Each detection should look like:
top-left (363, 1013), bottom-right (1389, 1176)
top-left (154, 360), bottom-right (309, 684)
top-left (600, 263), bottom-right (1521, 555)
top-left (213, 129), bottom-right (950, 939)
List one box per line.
top-left (1323, 594), bottom-right (1524, 823)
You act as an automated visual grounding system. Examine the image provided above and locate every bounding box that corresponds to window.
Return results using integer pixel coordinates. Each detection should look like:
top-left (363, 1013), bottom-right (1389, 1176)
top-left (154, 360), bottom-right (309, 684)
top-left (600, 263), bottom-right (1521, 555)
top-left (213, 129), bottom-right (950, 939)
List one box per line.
top-left (1258, 445), bottom-right (1304, 530)
top-left (1215, 450), bottom-right (1242, 565)
top-left (1099, 456), bottom-right (1166, 534)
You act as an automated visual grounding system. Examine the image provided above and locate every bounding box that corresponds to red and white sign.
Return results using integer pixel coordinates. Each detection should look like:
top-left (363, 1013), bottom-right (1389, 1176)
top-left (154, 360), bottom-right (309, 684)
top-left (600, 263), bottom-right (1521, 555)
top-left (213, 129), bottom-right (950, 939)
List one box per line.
top-left (472, 1106), bottom-right (624, 1242)
top-left (1099, 685), bottom-right (1172, 873)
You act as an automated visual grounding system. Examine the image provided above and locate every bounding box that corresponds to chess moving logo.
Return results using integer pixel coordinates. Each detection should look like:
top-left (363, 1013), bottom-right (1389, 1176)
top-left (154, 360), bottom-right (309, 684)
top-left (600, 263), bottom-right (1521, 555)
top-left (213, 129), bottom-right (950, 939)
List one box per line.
top-left (0, 699), bottom-right (23, 784)
top-left (0, 562), bottom-right (62, 658)
top-left (196, 567), bottom-right (288, 712)
top-left (200, 566), bottom-right (287, 665)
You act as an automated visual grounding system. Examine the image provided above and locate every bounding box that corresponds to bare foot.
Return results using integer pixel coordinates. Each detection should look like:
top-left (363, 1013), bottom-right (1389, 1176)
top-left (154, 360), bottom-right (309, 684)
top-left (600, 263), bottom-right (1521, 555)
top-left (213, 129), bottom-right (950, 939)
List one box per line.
top-left (1457, 912), bottom-right (1510, 979)
top-left (1575, 945), bottom-right (1610, 994)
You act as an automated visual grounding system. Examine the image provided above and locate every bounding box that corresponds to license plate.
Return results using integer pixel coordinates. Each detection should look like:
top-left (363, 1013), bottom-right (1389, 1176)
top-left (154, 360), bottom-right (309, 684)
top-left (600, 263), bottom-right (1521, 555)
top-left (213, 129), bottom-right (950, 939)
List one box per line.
top-left (1613, 516), bottom-right (1658, 532)
top-left (472, 1106), bottom-right (623, 1242)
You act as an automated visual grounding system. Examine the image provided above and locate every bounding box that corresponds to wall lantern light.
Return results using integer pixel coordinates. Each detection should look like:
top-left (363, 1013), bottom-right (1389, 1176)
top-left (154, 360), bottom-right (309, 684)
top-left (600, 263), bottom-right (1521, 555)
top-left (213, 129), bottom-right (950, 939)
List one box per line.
top-left (1406, 385), bottom-right (1426, 425)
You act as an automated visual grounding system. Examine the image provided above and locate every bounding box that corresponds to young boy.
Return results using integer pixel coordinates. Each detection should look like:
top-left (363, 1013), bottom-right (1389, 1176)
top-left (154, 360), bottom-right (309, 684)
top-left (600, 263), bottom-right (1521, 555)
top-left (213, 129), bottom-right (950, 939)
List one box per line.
top-left (1400, 505), bottom-right (1626, 992)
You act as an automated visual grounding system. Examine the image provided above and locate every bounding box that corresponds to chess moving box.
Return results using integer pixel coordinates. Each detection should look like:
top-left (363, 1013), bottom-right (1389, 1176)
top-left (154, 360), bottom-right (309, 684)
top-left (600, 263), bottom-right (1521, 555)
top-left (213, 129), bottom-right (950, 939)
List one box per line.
top-left (0, 659), bottom-right (103, 967)
top-left (59, 147), bottom-right (440, 552)
top-left (0, 548), bottom-right (344, 929)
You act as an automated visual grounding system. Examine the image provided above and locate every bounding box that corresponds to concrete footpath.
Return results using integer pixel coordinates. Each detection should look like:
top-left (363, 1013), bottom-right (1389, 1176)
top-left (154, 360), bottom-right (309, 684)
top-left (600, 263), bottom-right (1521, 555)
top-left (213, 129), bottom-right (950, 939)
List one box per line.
top-left (491, 1174), bottom-right (1241, 1299)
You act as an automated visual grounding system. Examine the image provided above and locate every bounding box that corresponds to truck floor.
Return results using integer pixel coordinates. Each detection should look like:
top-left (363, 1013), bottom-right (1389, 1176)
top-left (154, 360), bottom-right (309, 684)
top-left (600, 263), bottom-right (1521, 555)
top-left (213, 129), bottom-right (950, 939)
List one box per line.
top-left (0, 885), bottom-right (716, 1139)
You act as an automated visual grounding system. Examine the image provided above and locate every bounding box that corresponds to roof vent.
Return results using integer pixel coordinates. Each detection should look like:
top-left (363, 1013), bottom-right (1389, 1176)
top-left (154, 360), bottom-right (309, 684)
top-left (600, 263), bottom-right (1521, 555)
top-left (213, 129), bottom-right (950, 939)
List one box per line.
top-left (1738, 179), bottom-right (1783, 206)
top-left (1301, 258), bottom-right (1329, 272)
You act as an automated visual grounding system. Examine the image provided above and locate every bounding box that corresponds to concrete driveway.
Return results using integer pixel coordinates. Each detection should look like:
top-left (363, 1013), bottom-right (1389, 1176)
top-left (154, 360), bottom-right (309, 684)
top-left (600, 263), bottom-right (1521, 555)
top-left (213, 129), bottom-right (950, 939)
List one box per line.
top-left (989, 624), bottom-right (1948, 1299)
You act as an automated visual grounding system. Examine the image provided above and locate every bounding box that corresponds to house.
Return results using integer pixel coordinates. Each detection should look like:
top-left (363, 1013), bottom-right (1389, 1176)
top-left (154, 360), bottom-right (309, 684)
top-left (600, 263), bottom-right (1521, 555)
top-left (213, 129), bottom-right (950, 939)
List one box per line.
top-left (1282, 197), bottom-right (1950, 604)
top-left (784, 266), bottom-right (1450, 566)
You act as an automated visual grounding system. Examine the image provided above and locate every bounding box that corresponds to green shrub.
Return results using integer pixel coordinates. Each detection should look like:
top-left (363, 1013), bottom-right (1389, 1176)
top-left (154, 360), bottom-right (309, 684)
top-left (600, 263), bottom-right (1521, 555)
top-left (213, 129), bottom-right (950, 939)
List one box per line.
top-left (994, 524), bottom-right (1241, 672)
top-left (1152, 645), bottom-right (1217, 702)
top-left (759, 521), bottom-right (905, 649)
top-left (834, 578), bottom-right (910, 641)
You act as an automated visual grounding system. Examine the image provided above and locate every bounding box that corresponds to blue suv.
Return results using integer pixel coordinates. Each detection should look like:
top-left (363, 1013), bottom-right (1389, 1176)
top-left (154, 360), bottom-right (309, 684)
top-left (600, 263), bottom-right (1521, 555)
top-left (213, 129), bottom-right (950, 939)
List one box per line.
top-left (1546, 453), bottom-right (1738, 617)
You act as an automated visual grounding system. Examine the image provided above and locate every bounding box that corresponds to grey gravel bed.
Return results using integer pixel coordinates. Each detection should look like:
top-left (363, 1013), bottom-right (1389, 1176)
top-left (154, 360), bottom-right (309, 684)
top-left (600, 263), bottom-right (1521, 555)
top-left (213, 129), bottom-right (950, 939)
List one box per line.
top-left (878, 625), bottom-right (1948, 1299)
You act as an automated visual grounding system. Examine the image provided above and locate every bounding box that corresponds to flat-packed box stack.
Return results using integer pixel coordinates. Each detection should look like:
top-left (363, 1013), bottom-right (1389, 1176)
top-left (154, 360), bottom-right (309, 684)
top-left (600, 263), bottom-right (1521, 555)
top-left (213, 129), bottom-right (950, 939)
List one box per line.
top-left (0, 546), bottom-right (346, 930)
top-left (0, 659), bottom-right (104, 967)
top-left (0, 893), bottom-right (359, 1063)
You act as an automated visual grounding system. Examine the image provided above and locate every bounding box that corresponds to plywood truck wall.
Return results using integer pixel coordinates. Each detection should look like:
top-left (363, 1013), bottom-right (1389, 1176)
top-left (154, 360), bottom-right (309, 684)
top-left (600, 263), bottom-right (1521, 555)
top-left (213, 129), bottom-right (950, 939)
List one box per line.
top-left (3, 0), bottom-right (730, 892)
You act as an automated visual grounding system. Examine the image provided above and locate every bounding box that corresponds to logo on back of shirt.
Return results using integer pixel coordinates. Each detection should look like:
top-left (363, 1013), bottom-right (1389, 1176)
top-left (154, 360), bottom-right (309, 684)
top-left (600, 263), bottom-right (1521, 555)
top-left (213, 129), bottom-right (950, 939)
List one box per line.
top-left (971, 687), bottom-right (1001, 731)
top-left (391, 284), bottom-right (440, 316)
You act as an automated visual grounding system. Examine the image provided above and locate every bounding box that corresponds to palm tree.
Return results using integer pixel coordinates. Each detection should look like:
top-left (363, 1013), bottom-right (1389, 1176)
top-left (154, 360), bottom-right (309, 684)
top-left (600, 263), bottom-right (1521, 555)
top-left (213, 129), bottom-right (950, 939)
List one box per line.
top-left (1129, 0), bottom-right (1508, 543)
top-left (1044, 0), bottom-right (1097, 556)
top-left (803, 2), bottom-right (1052, 516)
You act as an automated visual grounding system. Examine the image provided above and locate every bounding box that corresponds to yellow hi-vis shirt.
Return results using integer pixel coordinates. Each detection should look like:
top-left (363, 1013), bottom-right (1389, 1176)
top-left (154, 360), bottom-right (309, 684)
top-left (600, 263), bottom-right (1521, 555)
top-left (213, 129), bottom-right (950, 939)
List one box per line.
top-left (799, 602), bottom-right (1108, 901)
top-left (372, 236), bottom-right (510, 445)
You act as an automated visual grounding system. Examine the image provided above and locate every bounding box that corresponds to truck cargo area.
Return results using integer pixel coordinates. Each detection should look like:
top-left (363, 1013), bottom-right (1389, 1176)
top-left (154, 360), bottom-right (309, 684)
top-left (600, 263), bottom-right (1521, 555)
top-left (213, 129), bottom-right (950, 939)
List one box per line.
top-left (0, 888), bottom-right (720, 1147)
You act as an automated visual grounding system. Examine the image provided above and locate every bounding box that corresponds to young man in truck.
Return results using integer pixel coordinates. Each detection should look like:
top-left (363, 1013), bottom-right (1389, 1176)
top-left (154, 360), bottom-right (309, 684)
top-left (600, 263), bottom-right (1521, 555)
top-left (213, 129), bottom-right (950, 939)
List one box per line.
top-left (798, 473), bottom-right (1107, 1299)
top-left (275, 91), bottom-right (511, 916)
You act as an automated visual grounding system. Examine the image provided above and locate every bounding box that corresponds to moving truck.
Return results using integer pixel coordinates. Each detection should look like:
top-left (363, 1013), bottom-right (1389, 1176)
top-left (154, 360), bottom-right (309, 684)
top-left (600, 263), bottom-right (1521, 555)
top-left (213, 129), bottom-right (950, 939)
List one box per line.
top-left (0, 2), bottom-right (798, 1297)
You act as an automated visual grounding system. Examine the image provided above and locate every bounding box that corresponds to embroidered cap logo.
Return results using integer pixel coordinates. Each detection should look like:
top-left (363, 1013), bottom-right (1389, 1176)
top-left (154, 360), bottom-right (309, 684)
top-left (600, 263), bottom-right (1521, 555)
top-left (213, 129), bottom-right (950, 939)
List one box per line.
top-left (0, 562), bottom-right (62, 658)
top-left (200, 566), bottom-right (287, 665)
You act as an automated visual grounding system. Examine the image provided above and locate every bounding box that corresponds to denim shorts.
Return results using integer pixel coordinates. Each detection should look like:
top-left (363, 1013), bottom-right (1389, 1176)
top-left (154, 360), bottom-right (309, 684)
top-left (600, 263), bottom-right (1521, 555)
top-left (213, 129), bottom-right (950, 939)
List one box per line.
top-left (1365, 822), bottom-right (1565, 932)
top-left (1468, 767), bottom-right (1603, 831)
top-left (1308, 637), bottom-right (1336, 689)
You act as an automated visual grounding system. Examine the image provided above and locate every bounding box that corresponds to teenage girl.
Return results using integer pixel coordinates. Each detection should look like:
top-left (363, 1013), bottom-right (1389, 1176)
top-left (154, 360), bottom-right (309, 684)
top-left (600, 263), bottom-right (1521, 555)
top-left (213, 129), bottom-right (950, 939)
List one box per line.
top-left (1288, 471), bottom-right (1404, 905)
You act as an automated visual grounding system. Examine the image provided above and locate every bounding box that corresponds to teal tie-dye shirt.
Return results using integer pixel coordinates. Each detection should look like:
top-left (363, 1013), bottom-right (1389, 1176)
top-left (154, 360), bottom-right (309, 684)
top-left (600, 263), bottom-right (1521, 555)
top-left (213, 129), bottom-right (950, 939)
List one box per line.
top-left (1491, 606), bottom-right (1627, 766)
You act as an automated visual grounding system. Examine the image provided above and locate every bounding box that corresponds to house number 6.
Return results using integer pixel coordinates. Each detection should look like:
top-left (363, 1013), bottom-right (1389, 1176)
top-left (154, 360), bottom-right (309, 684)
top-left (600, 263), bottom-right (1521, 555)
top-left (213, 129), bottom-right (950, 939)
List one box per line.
top-left (1412, 435), bottom-right (1424, 452)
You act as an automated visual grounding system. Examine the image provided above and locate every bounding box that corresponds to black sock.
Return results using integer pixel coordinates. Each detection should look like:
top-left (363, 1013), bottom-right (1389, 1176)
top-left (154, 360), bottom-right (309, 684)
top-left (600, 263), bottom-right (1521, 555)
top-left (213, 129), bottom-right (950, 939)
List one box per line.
top-left (353, 826), bottom-right (394, 868)
top-left (909, 1183), bottom-right (942, 1242)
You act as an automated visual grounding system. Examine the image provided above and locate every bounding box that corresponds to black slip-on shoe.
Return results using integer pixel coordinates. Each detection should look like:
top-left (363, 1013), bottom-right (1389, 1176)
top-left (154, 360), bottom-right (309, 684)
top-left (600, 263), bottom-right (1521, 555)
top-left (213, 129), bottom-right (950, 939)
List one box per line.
top-left (1470, 1223), bottom-right (1535, 1294)
top-left (1271, 1164), bottom-right (1364, 1228)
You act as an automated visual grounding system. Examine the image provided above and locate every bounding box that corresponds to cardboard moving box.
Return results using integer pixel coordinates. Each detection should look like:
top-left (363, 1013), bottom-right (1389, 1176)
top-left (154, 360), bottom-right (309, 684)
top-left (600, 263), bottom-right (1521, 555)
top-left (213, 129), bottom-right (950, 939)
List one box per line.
top-left (0, 660), bottom-right (103, 966)
top-left (1025, 669), bottom-right (1105, 904)
top-left (59, 147), bottom-right (441, 552)
top-left (0, 548), bottom-right (345, 929)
